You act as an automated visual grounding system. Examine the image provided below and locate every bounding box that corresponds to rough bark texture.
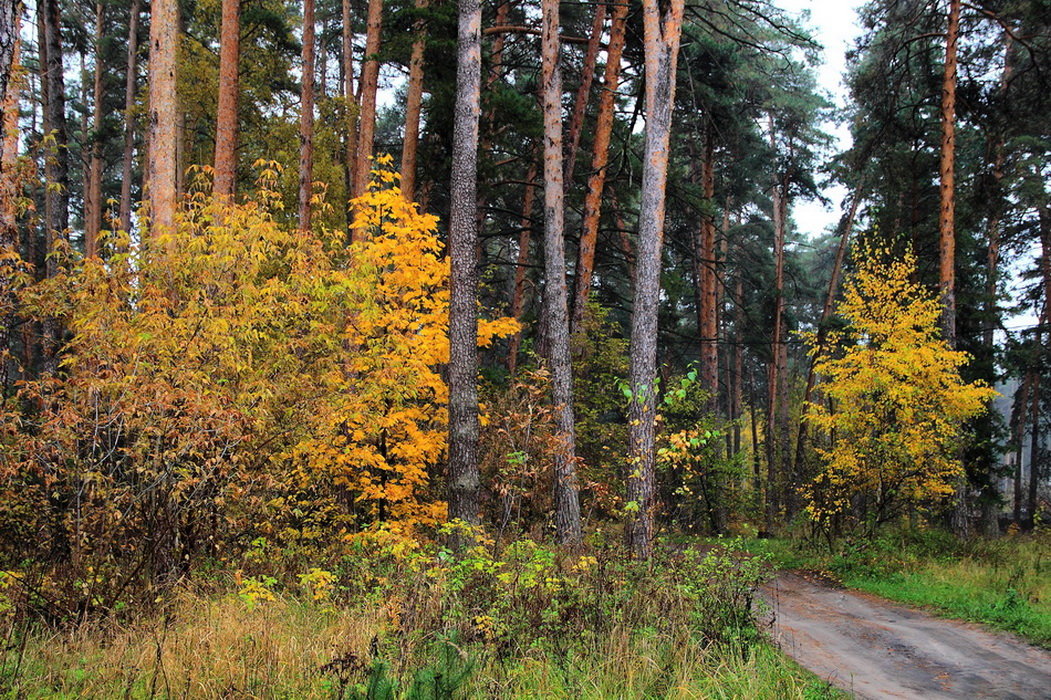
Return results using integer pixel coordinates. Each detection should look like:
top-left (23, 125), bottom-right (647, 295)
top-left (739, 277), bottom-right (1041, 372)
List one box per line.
top-left (626, 0), bottom-right (684, 560)
top-left (507, 160), bottom-right (538, 374)
top-left (353, 0), bottom-right (382, 199)
top-left (400, 0), bottom-right (427, 201)
top-left (697, 125), bottom-right (718, 411)
top-left (40, 0), bottom-right (70, 245)
top-left (119, 0), bottom-right (141, 234)
top-left (447, 0), bottom-right (482, 537)
top-left (540, 0), bottom-right (582, 545)
top-left (341, 0), bottom-right (361, 237)
top-left (563, 2), bottom-right (605, 185)
top-left (0, 24), bottom-right (18, 247)
top-left (298, 0), bottom-right (316, 232)
top-left (1011, 374), bottom-right (1031, 524)
top-left (0, 0), bottom-right (18, 166)
top-left (213, 0), bottom-right (241, 199)
top-left (765, 162), bottom-right (787, 532)
top-left (938, 0), bottom-right (960, 346)
top-left (1027, 332), bottom-right (1042, 524)
top-left (84, 0), bottom-right (105, 256)
top-left (570, 0), bottom-right (628, 333)
top-left (147, 0), bottom-right (179, 234)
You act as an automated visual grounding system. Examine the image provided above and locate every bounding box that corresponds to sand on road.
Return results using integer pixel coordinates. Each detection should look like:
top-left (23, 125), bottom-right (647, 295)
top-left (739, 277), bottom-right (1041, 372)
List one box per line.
top-left (762, 572), bottom-right (1051, 699)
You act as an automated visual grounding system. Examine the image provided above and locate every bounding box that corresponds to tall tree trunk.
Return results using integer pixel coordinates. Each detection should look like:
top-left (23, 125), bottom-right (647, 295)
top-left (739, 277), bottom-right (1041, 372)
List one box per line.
top-left (732, 267), bottom-right (744, 456)
top-left (84, 0), bottom-right (105, 256)
top-left (764, 163), bottom-right (786, 533)
top-left (342, 0), bottom-right (358, 232)
top-left (353, 0), bottom-right (382, 199)
top-left (298, 0), bottom-right (316, 232)
top-left (507, 160), bottom-right (538, 373)
top-left (562, 1), bottom-right (605, 185)
top-left (447, 0), bottom-right (483, 538)
top-left (119, 0), bottom-right (141, 234)
top-left (569, 0), bottom-right (628, 332)
top-left (540, 0), bottom-right (581, 545)
top-left (938, 0), bottom-right (960, 346)
top-left (0, 0), bottom-right (19, 165)
top-left (400, 0), bottom-right (427, 201)
top-left (1026, 343), bottom-right (1042, 525)
top-left (39, 0), bottom-right (69, 246)
top-left (794, 183), bottom-right (863, 471)
top-left (626, 0), bottom-right (685, 560)
top-left (213, 0), bottom-right (241, 199)
top-left (147, 0), bottom-right (179, 234)
top-left (1012, 373), bottom-right (1031, 525)
top-left (696, 123), bottom-right (717, 411)
top-left (1, 22), bottom-right (19, 248)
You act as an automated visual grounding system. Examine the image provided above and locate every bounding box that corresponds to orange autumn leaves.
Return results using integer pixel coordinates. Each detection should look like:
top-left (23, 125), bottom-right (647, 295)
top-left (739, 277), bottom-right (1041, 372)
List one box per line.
top-left (4, 160), bottom-right (517, 550)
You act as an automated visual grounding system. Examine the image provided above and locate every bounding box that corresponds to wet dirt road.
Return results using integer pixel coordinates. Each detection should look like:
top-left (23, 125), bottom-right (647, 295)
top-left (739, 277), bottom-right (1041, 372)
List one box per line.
top-left (762, 573), bottom-right (1051, 699)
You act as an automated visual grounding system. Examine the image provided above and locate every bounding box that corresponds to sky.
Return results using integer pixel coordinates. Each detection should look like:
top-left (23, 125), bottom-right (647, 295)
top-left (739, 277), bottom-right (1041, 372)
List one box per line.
top-left (775, 0), bottom-right (867, 239)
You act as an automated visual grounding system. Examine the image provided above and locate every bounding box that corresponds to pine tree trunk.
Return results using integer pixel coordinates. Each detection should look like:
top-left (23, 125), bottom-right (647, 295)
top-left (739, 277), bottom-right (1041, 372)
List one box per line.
top-left (938, 0), bottom-right (960, 346)
top-left (342, 0), bottom-right (358, 232)
top-left (765, 164), bottom-right (786, 532)
top-left (0, 0), bottom-right (19, 165)
top-left (1027, 354), bottom-right (1042, 526)
top-left (626, 0), bottom-right (685, 560)
top-left (400, 0), bottom-right (427, 202)
top-left (562, 1), bottom-right (605, 185)
top-left (298, 0), bottom-right (316, 232)
top-left (697, 123), bottom-right (718, 411)
top-left (507, 160), bottom-right (538, 373)
top-left (541, 0), bottom-right (581, 545)
top-left (569, 0), bottom-right (628, 333)
top-left (0, 24), bottom-right (18, 250)
top-left (84, 0), bottom-right (105, 256)
top-left (213, 0), bottom-right (241, 199)
top-left (1011, 374), bottom-right (1031, 525)
top-left (119, 0), bottom-right (141, 234)
top-left (147, 0), bottom-right (179, 234)
top-left (39, 0), bottom-right (69, 245)
top-left (447, 0), bottom-right (483, 539)
top-left (353, 0), bottom-right (382, 198)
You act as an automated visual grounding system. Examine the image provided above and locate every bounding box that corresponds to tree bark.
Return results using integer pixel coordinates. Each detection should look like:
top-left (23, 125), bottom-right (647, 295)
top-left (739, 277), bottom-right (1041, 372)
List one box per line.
top-left (540, 0), bottom-right (581, 545)
top-left (84, 0), bottom-right (105, 256)
top-left (447, 0), bottom-right (483, 538)
top-left (213, 0), bottom-right (241, 199)
top-left (119, 0), bottom-right (141, 234)
top-left (764, 153), bottom-right (787, 532)
top-left (342, 0), bottom-right (358, 233)
top-left (0, 0), bottom-right (19, 165)
top-left (1027, 340), bottom-right (1042, 525)
top-left (626, 0), bottom-right (685, 560)
top-left (938, 0), bottom-right (960, 346)
top-left (569, 0), bottom-right (628, 333)
top-left (562, 1), bottom-right (605, 185)
top-left (400, 0), bottom-right (427, 201)
top-left (147, 0), bottom-right (179, 234)
top-left (298, 0), bottom-right (316, 232)
top-left (1012, 373), bottom-right (1031, 525)
top-left (507, 160), bottom-right (538, 374)
top-left (353, 0), bottom-right (382, 199)
top-left (39, 0), bottom-right (69, 247)
top-left (696, 123), bottom-right (718, 411)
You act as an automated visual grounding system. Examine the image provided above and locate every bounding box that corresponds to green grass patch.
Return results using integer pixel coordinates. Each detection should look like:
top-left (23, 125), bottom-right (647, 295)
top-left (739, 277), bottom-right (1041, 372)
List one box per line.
top-left (740, 528), bottom-right (1051, 648)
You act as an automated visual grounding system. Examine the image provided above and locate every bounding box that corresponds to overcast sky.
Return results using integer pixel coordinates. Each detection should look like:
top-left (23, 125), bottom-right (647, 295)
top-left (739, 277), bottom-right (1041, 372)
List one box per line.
top-left (775, 0), bottom-right (866, 239)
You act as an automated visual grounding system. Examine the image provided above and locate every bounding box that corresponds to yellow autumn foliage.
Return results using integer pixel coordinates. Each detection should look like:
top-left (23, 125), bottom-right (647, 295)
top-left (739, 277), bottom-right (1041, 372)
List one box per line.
top-left (803, 244), bottom-right (996, 529)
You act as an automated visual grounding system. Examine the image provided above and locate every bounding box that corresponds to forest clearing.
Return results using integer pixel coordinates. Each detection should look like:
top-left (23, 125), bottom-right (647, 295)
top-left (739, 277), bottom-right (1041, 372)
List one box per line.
top-left (0, 0), bottom-right (1049, 696)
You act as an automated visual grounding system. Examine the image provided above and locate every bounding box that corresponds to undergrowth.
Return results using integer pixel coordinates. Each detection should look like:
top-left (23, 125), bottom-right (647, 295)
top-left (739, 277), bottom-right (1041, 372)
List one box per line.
top-left (0, 535), bottom-right (837, 698)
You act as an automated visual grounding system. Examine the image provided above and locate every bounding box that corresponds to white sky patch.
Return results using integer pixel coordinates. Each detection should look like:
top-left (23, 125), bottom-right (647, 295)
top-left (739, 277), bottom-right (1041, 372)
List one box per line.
top-left (775, 0), bottom-right (866, 240)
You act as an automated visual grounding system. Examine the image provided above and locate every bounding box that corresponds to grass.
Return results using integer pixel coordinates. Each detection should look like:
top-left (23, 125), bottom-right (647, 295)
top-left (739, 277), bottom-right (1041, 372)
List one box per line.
top-left (742, 527), bottom-right (1051, 648)
top-left (0, 538), bottom-right (843, 699)
top-left (0, 586), bottom-right (839, 699)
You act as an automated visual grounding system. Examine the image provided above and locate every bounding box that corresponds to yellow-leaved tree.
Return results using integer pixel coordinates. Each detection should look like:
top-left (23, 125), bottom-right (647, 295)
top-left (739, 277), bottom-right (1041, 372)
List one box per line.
top-left (803, 243), bottom-right (996, 533)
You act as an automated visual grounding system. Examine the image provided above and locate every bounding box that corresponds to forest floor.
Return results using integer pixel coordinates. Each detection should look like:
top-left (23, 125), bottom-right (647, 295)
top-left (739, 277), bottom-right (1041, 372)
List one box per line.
top-left (762, 571), bottom-right (1051, 699)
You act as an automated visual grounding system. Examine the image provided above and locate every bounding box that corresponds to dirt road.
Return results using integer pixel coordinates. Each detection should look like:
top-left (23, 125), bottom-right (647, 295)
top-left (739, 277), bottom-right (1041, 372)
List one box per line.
top-left (762, 573), bottom-right (1051, 699)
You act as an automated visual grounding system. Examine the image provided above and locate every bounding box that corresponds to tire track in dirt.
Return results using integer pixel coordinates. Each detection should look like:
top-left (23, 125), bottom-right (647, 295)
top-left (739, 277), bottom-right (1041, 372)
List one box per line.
top-left (761, 572), bottom-right (1051, 699)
